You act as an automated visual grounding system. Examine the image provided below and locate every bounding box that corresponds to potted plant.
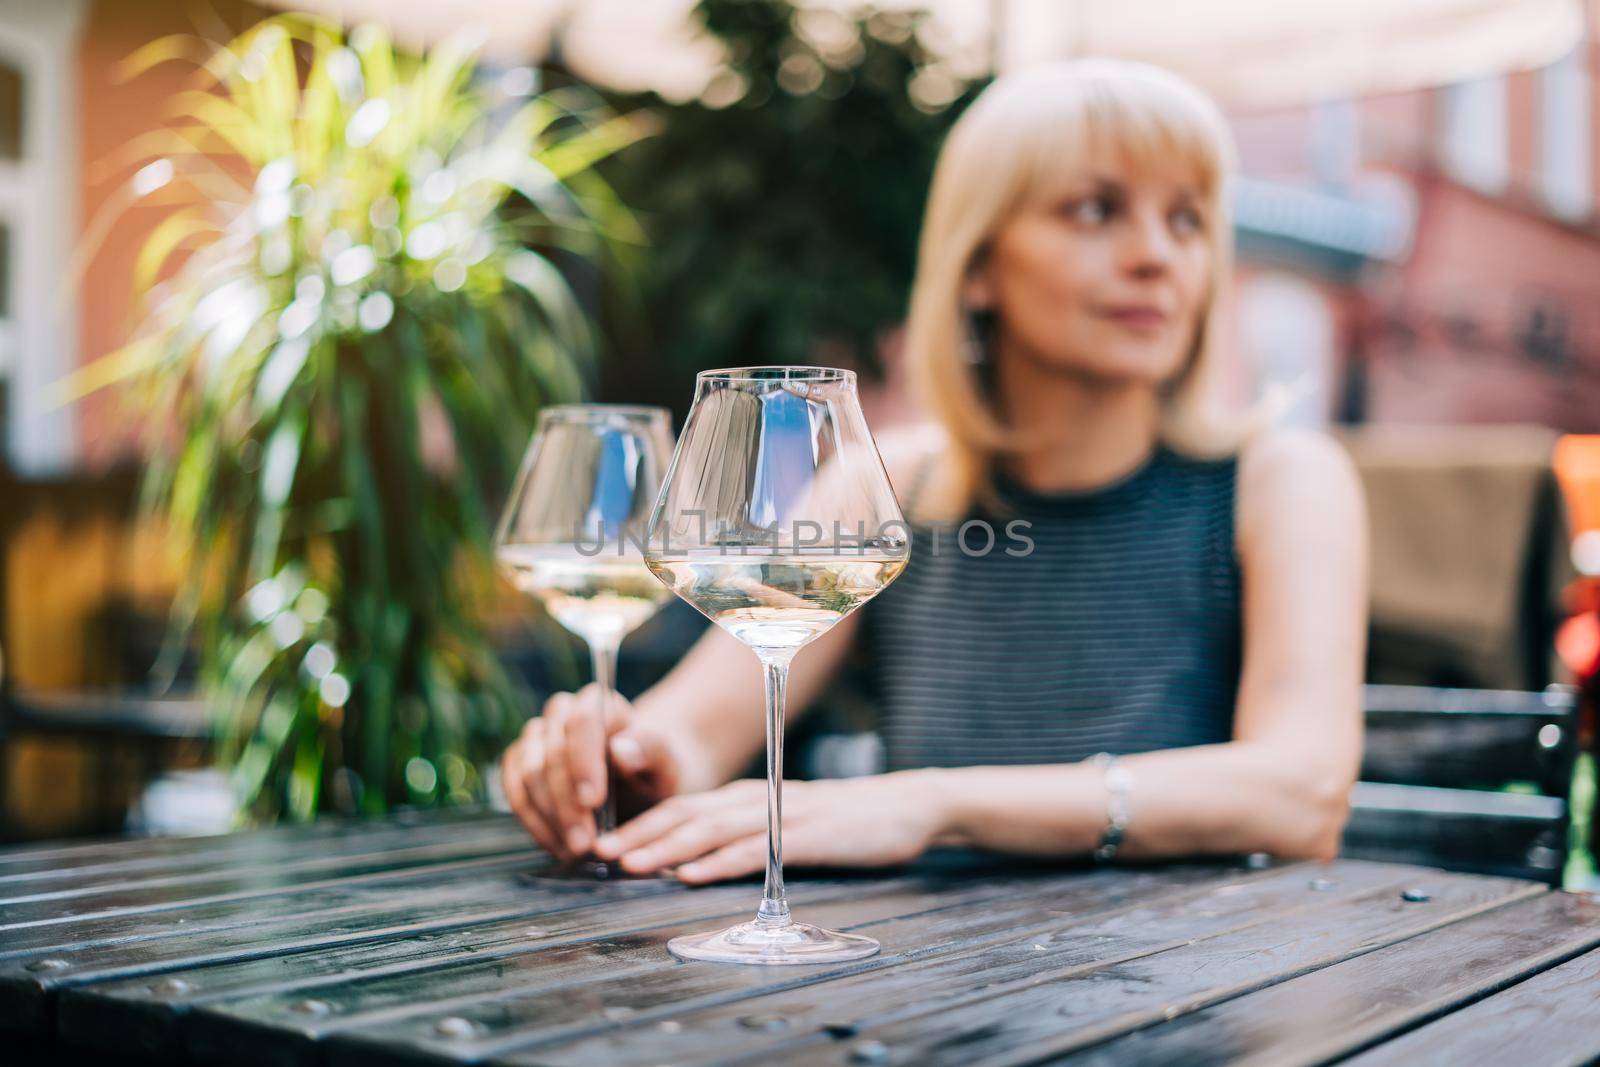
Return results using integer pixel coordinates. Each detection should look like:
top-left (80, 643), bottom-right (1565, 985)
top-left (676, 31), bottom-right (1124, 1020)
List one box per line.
top-left (71, 16), bottom-right (646, 822)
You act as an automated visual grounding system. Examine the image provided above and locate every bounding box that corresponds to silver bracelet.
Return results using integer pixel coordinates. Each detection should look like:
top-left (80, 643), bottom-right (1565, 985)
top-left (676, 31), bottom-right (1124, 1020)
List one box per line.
top-left (1087, 752), bottom-right (1133, 862)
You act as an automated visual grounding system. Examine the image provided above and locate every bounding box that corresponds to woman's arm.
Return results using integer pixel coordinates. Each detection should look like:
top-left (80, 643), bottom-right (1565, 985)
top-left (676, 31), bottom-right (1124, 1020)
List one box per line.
top-left (926, 428), bottom-right (1368, 862)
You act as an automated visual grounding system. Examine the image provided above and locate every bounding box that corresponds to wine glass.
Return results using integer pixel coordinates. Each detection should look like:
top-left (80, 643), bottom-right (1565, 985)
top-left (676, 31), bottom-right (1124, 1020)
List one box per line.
top-left (495, 404), bottom-right (676, 877)
top-left (643, 367), bottom-right (909, 964)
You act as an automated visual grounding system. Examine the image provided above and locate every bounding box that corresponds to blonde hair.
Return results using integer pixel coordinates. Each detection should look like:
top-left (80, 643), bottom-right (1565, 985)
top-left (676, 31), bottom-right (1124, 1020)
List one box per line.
top-left (903, 58), bottom-right (1243, 518)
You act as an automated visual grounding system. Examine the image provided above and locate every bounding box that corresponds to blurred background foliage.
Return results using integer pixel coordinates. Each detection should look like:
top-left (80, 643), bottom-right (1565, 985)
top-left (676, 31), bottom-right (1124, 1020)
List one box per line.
top-left (596, 0), bottom-right (984, 409)
top-left (72, 15), bottom-right (645, 821)
top-left (34, 0), bottom-right (987, 826)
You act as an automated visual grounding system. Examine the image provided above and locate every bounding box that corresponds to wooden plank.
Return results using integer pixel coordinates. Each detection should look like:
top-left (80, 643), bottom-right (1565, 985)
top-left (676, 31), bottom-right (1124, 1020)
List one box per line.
top-left (0, 853), bottom-right (539, 961)
top-left (1364, 685), bottom-right (1580, 717)
top-left (57, 874), bottom-right (949, 1061)
top-left (1339, 917), bottom-right (1600, 1067)
top-left (731, 869), bottom-right (1542, 1067)
top-left (1361, 705), bottom-right (1576, 793)
top-left (0, 819), bottom-right (531, 902)
top-left (0, 819), bottom-right (529, 907)
top-left (1350, 782), bottom-right (1567, 819)
top-left (0, 807), bottom-right (505, 878)
top-left (1343, 782), bottom-right (1567, 883)
top-left (183, 863), bottom-right (1237, 1067)
top-left (0, 827), bottom-right (532, 930)
top-left (1052, 888), bottom-right (1600, 1067)
top-left (1361, 685), bottom-right (1578, 794)
top-left (490, 864), bottom-right (1539, 1067)
top-left (0, 807), bottom-right (505, 870)
top-left (0, 812), bottom-right (526, 898)
top-left (321, 861), bottom-right (1412, 1067)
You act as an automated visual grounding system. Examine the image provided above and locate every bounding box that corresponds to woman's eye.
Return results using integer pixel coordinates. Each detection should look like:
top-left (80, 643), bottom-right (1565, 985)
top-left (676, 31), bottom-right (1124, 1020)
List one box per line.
top-left (1067, 196), bottom-right (1114, 224)
top-left (1170, 206), bottom-right (1204, 236)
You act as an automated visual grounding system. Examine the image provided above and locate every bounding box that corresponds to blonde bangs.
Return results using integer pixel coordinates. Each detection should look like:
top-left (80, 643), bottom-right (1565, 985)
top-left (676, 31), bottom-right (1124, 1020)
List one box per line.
top-left (904, 58), bottom-right (1244, 522)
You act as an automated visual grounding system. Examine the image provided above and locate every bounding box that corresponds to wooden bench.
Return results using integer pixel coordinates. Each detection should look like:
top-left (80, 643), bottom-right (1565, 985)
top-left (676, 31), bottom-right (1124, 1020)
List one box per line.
top-left (1342, 683), bottom-right (1581, 884)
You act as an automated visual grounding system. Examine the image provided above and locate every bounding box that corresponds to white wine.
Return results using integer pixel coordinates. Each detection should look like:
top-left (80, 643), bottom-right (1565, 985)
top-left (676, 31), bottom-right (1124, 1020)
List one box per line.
top-left (496, 543), bottom-right (671, 645)
top-left (645, 551), bottom-right (906, 656)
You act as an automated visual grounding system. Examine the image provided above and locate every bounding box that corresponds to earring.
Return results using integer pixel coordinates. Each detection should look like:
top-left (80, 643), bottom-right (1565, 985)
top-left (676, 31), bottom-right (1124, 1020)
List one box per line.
top-left (962, 307), bottom-right (992, 365)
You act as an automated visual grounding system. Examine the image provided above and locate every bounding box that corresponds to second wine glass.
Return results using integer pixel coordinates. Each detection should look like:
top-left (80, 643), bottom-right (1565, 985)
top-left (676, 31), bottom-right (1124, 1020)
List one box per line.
top-left (495, 404), bottom-right (676, 877)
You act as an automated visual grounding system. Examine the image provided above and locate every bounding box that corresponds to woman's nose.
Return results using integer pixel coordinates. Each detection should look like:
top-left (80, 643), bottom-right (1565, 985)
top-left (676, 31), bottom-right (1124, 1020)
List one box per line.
top-left (1119, 207), bottom-right (1176, 276)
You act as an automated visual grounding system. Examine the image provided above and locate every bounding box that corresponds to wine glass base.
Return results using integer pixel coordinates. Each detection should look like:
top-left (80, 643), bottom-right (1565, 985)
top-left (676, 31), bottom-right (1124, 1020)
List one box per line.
top-left (563, 857), bottom-right (661, 880)
top-left (668, 919), bottom-right (880, 965)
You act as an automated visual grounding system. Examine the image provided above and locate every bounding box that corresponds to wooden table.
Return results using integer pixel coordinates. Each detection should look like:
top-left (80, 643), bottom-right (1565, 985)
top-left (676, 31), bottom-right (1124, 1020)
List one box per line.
top-left (4, 809), bottom-right (1599, 1066)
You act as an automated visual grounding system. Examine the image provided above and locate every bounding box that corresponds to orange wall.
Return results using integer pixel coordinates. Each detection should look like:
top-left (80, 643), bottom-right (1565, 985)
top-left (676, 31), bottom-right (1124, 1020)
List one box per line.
top-left (74, 0), bottom-right (266, 467)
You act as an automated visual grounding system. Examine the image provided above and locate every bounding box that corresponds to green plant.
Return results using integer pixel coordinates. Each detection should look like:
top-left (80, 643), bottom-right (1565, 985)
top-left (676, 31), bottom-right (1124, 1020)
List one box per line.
top-left (599, 0), bottom-right (982, 401)
top-left (73, 16), bottom-right (645, 821)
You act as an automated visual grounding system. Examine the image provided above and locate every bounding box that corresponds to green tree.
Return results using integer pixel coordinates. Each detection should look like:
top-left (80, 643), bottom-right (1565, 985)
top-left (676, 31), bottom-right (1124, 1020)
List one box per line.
top-left (600, 0), bottom-right (982, 404)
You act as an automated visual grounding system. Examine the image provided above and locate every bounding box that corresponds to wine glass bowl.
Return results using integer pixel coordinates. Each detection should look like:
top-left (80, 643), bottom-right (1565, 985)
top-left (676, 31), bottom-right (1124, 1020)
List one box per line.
top-left (643, 367), bottom-right (909, 963)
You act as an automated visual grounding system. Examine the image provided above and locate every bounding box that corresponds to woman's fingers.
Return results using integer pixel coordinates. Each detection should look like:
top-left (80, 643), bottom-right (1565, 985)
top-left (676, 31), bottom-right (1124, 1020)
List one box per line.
top-left (541, 697), bottom-right (593, 854)
top-left (595, 778), bottom-right (768, 864)
top-left (616, 805), bottom-right (765, 874)
top-left (672, 806), bottom-right (839, 884)
top-left (501, 740), bottom-right (565, 859)
top-left (564, 684), bottom-right (611, 810)
top-left (518, 729), bottom-right (571, 860)
top-left (593, 794), bottom-right (702, 861)
top-left (676, 833), bottom-right (768, 884)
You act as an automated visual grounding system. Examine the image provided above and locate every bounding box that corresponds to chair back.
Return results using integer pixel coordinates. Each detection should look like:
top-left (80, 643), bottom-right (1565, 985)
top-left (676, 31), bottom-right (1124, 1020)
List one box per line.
top-left (1342, 683), bottom-right (1580, 884)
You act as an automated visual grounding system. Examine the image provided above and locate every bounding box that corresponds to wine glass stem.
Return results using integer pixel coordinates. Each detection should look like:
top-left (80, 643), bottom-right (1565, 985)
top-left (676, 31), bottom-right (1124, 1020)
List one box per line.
top-left (588, 636), bottom-right (622, 837)
top-left (757, 657), bottom-right (791, 926)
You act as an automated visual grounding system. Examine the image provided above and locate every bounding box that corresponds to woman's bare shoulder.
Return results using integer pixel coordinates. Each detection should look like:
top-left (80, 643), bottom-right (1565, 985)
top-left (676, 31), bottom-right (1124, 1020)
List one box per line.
top-left (1238, 426), bottom-right (1358, 488)
top-left (1235, 426), bottom-right (1366, 551)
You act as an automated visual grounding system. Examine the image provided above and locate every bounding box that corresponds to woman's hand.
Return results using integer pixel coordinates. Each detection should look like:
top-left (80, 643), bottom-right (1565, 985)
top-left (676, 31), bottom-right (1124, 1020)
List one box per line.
top-left (499, 683), bottom-right (688, 860)
top-left (592, 772), bottom-right (950, 884)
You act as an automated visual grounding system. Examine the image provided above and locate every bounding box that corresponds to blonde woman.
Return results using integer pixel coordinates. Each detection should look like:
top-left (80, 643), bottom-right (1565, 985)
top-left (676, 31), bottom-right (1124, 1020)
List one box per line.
top-left (500, 58), bottom-right (1368, 881)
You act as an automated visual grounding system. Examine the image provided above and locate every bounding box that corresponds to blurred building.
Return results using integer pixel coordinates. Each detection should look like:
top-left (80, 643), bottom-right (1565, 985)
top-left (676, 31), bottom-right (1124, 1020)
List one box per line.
top-left (1226, 22), bottom-right (1600, 431)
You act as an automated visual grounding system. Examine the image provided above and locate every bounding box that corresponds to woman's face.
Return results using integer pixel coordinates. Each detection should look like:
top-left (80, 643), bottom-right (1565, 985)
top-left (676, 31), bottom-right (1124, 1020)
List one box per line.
top-left (968, 143), bottom-right (1213, 388)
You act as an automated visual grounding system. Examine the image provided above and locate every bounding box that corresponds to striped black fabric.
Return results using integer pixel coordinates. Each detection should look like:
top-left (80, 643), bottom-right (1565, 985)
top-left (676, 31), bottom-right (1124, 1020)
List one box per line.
top-left (863, 446), bottom-right (1241, 771)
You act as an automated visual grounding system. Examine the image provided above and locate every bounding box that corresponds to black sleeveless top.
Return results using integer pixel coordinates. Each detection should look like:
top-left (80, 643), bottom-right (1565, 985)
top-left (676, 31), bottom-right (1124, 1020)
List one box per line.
top-left (863, 446), bottom-right (1242, 771)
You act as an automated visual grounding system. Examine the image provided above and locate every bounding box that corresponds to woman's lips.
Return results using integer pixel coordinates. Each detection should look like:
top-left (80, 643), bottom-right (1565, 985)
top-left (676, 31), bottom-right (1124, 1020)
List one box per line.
top-left (1099, 306), bottom-right (1169, 329)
